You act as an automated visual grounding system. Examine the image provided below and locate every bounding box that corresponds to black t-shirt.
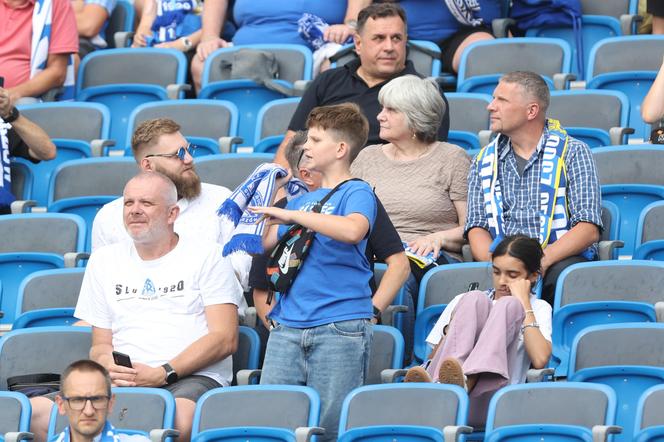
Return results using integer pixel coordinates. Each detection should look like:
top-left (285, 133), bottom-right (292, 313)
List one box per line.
top-left (7, 127), bottom-right (34, 161)
top-left (249, 194), bottom-right (404, 293)
top-left (288, 59), bottom-right (450, 146)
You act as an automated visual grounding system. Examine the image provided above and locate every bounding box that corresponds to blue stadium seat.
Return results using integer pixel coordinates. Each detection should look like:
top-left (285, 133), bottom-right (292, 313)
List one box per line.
top-left (634, 385), bottom-right (664, 442)
top-left (10, 158), bottom-right (34, 202)
top-left (484, 382), bottom-right (619, 442)
top-left (199, 45), bottom-right (313, 146)
top-left (338, 383), bottom-right (470, 442)
top-left (457, 38), bottom-right (572, 93)
top-left (18, 102), bottom-right (112, 144)
top-left (77, 48), bottom-right (188, 145)
top-left (191, 385), bottom-right (321, 442)
top-left (105, 0), bottom-right (135, 48)
top-left (0, 391), bottom-right (32, 441)
top-left (254, 98), bottom-right (300, 153)
top-left (634, 201), bottom-right (664, 261)
top-left (568, 323), bottom-right (664, 442)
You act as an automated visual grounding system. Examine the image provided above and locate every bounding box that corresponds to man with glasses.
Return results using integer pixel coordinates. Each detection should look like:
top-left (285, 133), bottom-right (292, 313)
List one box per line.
top-left (53, 360), bottom-right (149, 442)
top-left (90, 117), bottom-right (251, 289)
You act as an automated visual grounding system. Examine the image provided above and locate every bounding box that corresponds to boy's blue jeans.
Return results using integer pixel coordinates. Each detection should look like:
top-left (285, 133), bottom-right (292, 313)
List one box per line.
top-left (260, 319), bottom-right (373, 441)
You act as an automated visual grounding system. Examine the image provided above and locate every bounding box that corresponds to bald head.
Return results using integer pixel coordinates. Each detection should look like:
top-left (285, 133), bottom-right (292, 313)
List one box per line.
top-left (125, 171), bottom-right (178, 205)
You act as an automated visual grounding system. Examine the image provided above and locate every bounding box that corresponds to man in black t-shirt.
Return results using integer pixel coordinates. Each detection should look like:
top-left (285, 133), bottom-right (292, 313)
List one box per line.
top-left (0, 87), bottom-right (56, 213)
top-left (274, 3), bottom-right (450, 165)
top-left (250, 131), bottom-right (410, 360)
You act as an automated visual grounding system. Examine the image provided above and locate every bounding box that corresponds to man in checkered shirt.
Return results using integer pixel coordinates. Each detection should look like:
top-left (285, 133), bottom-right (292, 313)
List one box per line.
top-left (465, 71), bottom-right (602, 306)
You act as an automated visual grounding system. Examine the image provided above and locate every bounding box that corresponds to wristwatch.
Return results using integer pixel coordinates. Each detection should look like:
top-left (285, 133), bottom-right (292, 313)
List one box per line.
top-left (162, 363), bottom-right (179, 385)
top-left (2, 106), bottom-right (19, 123)
top-left (181, 37), bottom-right (193, 51)
top-left (372, 305), bottom-right (382, 324)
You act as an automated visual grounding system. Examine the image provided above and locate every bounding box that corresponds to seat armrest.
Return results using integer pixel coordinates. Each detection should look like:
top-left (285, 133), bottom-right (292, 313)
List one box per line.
top-left (11, 200), bottom-right (37, 214)
top-left (293, 80), bottom-right (311, 96)
top-left (90, 139), bottom-right (116, 157)
top-left (64, 252), bottom-right (90, 268)
top-left (236, 368), bottom-right (262, 385)
top-left (597, 240), bottom-right (624, 261)
top-left (149, 429), bottom-right (179, 442)
top-left (655, 301), bottom-right (664, 323)
top-left (114, 31), bottom-right (134, 48)
top-left (240, 306), bottom-right (257, 328)
top-left (4, 433), bottom-right (34, 442)
top-left (620, 14), bottom-right (642, 35)
top-left (461, 244), bottom-right (474, 262)
top-left (608, 127), bottom-right (635, 146)
top-left (381, 304), bottom-right (407, 327)
top-left (491, 18), bottom-right (516, 38)
top-left (553, 73), bottom-right (576, 91)
top-left (166, 84), bottom-right (192, 100)
top-left (380, 368), bottom-right (408, 383)
top-left (218, 136), bottom-right (244, 154)
top-left (526, 367), bottom-right (554, 383)
top-left (294, 426), bottom-right (325, 442)
top-left (592, 425), bottom-right (621, 442)
top-left (569, 80), bottom-right (586, 90)
top-left (443, 425), bottom-right (473, 442)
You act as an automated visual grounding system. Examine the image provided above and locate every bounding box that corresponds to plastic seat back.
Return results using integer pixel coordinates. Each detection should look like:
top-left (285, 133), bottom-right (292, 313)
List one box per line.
top-left (194, 153), bottom-right (273, 190)
top-left (636, 201), bottom-right (664, 247)
top-left (457, 38), bottom-right (572, 93)
top-left (634, 385), bottom-right (664, 441)
top-left (365, 325), bottom-right (404, 385)
top-left (338, 384), bottom-right (468, 437)
top-left (105, 0), bottom-right (134, 48)
top-left (126, 100), bottom-right (239, 154)
top-left (48, 157), bottom-right (137, 206)
top-left (0, 392), bottom-right (31, 435)
top-left (0, 326), bottom-right (92, 390)
top-left (254, 98), bottom-right (301, 147)
top-left (446, 93), bottom-right (492, 136)
top-left (191, 385), bottom-right (320, 438)
top-left (581, 0), bottom-right (637, 17)
top-left (232, 326), bottom-right (260, 385)
top-left (417, 263), bottom-right (492, 314)
top-left (18, 102), bottom-right (111, 143)
top-left (485, 382), bottom-right (617, 441)
top-left (10, 158), bottom-right (33, 201)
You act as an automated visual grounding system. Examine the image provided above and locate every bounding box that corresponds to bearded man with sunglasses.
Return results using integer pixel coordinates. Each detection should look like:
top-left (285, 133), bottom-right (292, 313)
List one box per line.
top-left (53, 360), bottom-right (149, 442)
top-left (90, 118), bottom-right (251, 289)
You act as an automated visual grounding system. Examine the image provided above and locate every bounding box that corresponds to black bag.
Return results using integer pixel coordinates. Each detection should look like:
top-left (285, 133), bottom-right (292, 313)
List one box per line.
top-left (266, 179), bottom-right (360, 294)
top-left (7, 373), bottom-right (60, 397)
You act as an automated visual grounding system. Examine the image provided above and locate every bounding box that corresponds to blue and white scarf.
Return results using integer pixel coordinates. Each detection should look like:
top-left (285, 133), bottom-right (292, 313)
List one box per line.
top-left (478, 118), bottom-right (570, 249)
top-left (0, 117), bottom-right (15, 210)
top-left (31, 0), bottom-right (76, 100)
top-left (218, 163), bottom-right (307, 256)
top-left (444, 0), bottom-right (484, 27)
top-left (54, 420), bottom-right (122, 442)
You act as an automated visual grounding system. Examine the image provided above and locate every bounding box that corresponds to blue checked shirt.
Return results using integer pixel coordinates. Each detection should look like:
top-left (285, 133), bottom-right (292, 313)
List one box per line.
top-left (465, 122), bottom-right (603, 242)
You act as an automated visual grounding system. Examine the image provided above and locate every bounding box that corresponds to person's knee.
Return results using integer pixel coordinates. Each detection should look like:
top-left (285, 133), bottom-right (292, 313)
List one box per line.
top-left (452, 31), bottom-right (494, 72)
top-left (494, 295), bottom-right (525, 317)
top-left (174, 398), bottom-right (196, 441)
top-left (459, 290), bottom-right (491, 308)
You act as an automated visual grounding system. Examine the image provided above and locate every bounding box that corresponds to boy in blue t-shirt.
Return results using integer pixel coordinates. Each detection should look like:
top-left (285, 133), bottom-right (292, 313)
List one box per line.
top-left (251, 103), bottom-right (376, 441)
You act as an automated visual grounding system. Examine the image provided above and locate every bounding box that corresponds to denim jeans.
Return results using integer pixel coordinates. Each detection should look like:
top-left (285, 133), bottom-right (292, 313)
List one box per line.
top-left (260, 319), bottom-right (373, 441)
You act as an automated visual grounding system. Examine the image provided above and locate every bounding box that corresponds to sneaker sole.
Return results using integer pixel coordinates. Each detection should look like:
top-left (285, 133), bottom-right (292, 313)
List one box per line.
top-left (438, 358), bottom-right (465, 388)
top-left (404, 366), bottom-right (432, 383)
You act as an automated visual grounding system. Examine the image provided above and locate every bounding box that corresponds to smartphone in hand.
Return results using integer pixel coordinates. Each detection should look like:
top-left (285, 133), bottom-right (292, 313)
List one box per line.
top-left (112, 351), bottom-right (133, 368)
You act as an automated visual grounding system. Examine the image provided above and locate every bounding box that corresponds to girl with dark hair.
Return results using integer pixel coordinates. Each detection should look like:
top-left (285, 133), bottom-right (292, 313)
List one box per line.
top-left (405, 234), bottom-right (552, 425)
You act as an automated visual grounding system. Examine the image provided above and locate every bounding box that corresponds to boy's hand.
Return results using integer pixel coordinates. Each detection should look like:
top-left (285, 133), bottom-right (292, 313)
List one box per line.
top-left (249, 206), bottom-right (294, 225)
top-left (275, 169), bottom-right (292, 189)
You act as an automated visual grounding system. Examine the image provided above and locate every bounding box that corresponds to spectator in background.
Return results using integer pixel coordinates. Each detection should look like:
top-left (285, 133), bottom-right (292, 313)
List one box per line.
top-left (132, 0), bottom-right (202, 54)
top-left (465, 71), bottom-right (602, 306)
top-left (72, 0), bottom-right (117, 58)
top-left (53, 360), bottom-right (150, 442)
top-left (275, 3), bottom-right (450, 165)
top-left (649, 0), bottom-right (664, 34)
top-left (351, 75), bottom-right (469, 358)
top-left (0, 0), bottom-right (78, 101)
top-left (395, 0), bottom-right (500, 73)
top-left (191, 0), bottom-right (370, 92)
top-left (0, 87), bottom-right (56, 214)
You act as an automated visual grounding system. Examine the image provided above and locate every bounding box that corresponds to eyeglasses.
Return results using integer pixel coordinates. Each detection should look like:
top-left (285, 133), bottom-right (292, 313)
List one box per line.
top-left (296, 148), bottom-right (307, 169)
top-left (62, 395), bottom-right (110, 410)
top-left (145, 144), bottom-right (196, 161)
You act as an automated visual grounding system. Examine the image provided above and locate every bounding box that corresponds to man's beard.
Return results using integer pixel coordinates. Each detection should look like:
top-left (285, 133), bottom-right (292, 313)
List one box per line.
top-left (157, 166), bottom-right (202, 200)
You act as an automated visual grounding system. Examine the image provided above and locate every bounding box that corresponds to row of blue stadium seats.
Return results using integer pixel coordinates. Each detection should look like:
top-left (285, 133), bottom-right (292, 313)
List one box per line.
top-left (2, 322), bottom-right (664, 442)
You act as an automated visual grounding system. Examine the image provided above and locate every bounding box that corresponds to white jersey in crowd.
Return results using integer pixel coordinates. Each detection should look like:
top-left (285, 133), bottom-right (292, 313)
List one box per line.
top-left (91, 182), bottom-right (251, 290)
top-left (74, 238), bottom-right (243, 386)
top-left (426, 291), bottom-right (552, 385)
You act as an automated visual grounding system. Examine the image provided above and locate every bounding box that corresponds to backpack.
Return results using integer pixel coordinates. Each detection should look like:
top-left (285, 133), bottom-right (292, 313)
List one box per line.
top-left (510, 0), bottom-right (584, 76)
top-left (219, 48), bottom-right (297, 96)
top-left (266, 179), bottom-right (360, 295)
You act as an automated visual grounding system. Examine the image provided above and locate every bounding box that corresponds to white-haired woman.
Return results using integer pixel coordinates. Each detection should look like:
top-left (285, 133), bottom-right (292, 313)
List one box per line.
top-left (351, 74), bottom-right (470, 355)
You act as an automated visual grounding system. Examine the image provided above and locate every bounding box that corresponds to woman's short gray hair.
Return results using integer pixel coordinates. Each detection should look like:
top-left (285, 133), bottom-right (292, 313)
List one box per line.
top-left (378, 75), bottom-right (445, 143)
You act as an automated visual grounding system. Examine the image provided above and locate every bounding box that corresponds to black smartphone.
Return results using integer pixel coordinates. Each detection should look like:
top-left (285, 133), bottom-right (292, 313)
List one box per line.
top-left (112, 351), bottom-right (133, 368)
top-left (0, 77), bottom-right (4, 88)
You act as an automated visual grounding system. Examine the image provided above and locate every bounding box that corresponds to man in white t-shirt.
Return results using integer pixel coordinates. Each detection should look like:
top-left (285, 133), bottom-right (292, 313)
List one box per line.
top-left (91, 118), bottom-right (251, 289)
top-left (31, 172), bottom-right (243, 442)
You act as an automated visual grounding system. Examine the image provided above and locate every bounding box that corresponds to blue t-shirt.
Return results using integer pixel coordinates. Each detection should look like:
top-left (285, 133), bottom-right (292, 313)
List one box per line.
top-left (269, 180), bottom-right (377, 328)
top-left (151, 0), bottom-right (201, 44)
top-left (232, 0), bottom-right (346, 46)
top-left (399, 0), bottom-right (501, 42)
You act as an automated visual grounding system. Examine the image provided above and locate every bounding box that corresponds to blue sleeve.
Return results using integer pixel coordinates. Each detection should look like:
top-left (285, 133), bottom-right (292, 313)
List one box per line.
top-left (342, 183), bottom-right (377, 231)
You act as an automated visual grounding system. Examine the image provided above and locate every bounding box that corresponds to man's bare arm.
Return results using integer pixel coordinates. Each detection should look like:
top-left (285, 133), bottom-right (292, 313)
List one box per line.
top-left (8, 53), bottom-right (70, 100)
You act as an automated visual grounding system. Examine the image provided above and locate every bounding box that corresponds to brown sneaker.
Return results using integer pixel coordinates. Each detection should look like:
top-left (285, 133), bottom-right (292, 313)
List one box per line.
top-left (438, 357), bottom-right (467, 391)
top-left (404, 366), bottom-right (433, 383)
